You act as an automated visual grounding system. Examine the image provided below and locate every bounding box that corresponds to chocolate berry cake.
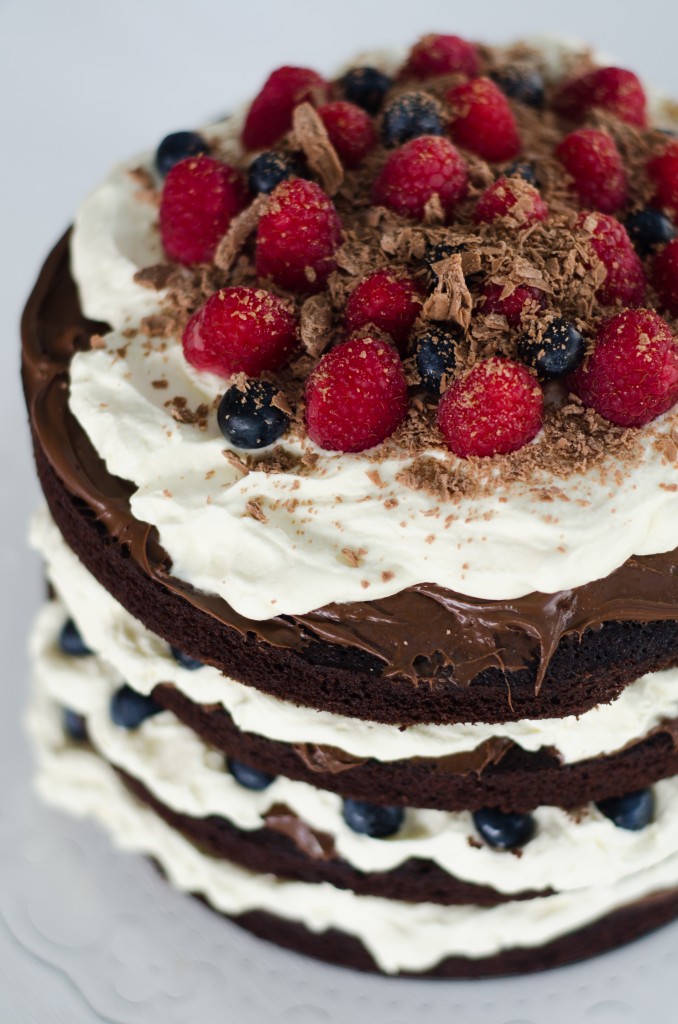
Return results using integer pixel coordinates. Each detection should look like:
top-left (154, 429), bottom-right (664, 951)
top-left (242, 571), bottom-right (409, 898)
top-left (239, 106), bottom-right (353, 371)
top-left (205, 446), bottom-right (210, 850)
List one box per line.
top-left (22, 32), bottom-right (678, 976)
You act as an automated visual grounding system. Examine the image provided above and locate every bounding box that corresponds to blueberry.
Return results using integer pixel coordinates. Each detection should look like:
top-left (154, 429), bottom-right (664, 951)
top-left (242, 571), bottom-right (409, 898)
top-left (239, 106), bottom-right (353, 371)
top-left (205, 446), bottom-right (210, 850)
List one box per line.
top-left (503, 160), bottom-right (537, 185)
top-left (626, 208), bottom-right (677, 256)
top-left (58, 619), bottom-right (92, 658)
top-left (381, 92), bottom-right (443, 147)
top-left (155, 131), bottom-right (209, 177)
top-left (491, 65), bottom-right (544, 107)
top-left (473, 808), bottom-right (535, 850)
top-left (170, 645), bottom-right (203, 671)
top-left (597, 789), bottom-right (654, 831)
top-left (228, 758), bottom-right (276, 791)
top-left (217, 379), bottom-right (290, 450)
top-left (414, 326), bottom-right (459, 393)
top-left (110, 685), bottom-right (162, 729)
top-left (341, 66), bottom-right (393, 115)
top-left (63, 708), bottom-right (87, 742)
top-left (342, 799), bottom-right (404, 838)
top-left (247, 151), bottom-right (306, 195)
top-left (424, 241), bottom-right (467, 288)
top-left (517, 319), bottom-right (585, 378)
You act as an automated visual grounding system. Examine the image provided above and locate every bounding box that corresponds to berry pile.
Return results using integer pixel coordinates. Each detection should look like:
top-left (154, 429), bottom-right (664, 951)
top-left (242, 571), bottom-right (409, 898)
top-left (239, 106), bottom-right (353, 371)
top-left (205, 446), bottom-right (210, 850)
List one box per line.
top-left (150, 34), bottom-right (678, 460)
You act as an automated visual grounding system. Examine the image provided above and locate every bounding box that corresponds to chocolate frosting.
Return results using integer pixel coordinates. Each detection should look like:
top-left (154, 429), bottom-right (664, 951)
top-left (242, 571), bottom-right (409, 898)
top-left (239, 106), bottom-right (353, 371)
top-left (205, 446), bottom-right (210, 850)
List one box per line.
top-left (264, 803), bottom-right (336, 861)
top-left (21, 234), bottom-right (678, 689)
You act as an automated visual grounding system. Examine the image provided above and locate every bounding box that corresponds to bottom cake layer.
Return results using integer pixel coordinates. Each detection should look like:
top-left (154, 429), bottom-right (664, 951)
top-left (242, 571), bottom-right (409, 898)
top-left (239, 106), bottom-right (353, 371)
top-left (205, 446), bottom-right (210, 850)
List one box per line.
top-left (28, 681), bottom-right (678, 977)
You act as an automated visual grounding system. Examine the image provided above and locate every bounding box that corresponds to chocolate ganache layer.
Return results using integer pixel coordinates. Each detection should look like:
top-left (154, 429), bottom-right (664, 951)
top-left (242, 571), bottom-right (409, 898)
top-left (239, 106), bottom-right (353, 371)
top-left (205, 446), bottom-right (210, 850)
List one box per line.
top-left (22, 234), bottom-right (678, 726)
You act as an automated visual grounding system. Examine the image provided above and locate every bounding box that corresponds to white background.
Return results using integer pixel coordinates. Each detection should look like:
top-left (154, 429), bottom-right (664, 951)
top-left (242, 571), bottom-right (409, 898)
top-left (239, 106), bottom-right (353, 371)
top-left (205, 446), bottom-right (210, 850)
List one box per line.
top-left (2, 1), bottom-right (678, 1021)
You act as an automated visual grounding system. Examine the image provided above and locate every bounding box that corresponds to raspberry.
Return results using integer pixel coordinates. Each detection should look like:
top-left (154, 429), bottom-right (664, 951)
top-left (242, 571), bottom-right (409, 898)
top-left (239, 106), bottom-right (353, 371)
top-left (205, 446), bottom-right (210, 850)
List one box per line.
top-left (553, 67), bottom-right (647, 128)
top-left (242, 66), bottom-right (328, 150)
top-left (473, 177), bottom-right (548, 228)
top-left (317, 101), bottom-right (376, 168)
top-left (571, 309), bottom-right (678, 427)
top-left (305, 336), bottom-right (408, 452)
top-left (577, 212), bottom-right (645, 306)
top-left (480, 283), bottom-right (545, 327)
top-left (344, 269), bottom-right (423, 349)
top-left (182, 287), bottom-right (298, 377)
top-left (446, 78), bottom-right (521, 162)
top-left (159, 155), bottom-right (246, 265)
top-left (437, 357), bottom-right (543, 458)
top-left (652, 238), bottom-right (678, 315)
top-left (372, 135), bottom-right (468, 222)
top-left (255, 178), bottom-right (342, 294)
top-left (648, 141), bottom-right (678, 217)
top-left (402, 33), bottom-right (480, 80)
top-left (556, 129), bottom-right (628, 214)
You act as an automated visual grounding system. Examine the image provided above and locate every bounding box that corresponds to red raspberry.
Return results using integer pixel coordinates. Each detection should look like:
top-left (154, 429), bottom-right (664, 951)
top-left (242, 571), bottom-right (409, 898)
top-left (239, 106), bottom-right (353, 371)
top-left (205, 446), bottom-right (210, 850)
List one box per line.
top-left (648, 141), bottom-right (678, 217)
top-left (480, 283), bottom-right (545, 327)
top-left (182, 287), bottom-right (298, 377)
top-left (473, 177), bottom-right (548, 228)
top-left (317, 101), bottom-right (376, 168)
top-left (255, 178), bottom-right (342, 294)
top-left (438, 357), bottom-right (543, 458)
top-left (242, 66), bottom-right (329, 151)
top-left (553, 67), bottom-right (647, 128)
top-left (555, 129), bottom-right (628, 214)
top-left (577, 212), bottom-right (645, 306)
top-left (305, 336), bottom-right (408, 452)
top-left (652, 238), bottom-right (678, 315)
top-left (159, 155), bottom-right (246, 265)
top-left (446, 78), bottom-right (521, 162)
top-left (344, 269), bottom-right (423, 350)
top-left (571, 309), bottom-right (678, 427)
top-left (372, 135), bottom-right (468, 222)
top-left (402, 33), bottom-right (480, 79)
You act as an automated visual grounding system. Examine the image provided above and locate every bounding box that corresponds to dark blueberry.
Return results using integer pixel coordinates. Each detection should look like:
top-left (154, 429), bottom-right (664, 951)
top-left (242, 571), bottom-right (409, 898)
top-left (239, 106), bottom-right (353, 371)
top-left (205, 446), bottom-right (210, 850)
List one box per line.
top-left (503, 160), bottom-right (537, 185)
top-left (473, 808), bottom-right (535, 850)
top-left (381, 92), bottom-right (443, 147)
top-left (227, 758), bottom-right (276, 791)
top-left (424, 241), bottom-right (467, 289)
top-left (517, 319), bottom-right (585, 379)
top-left (491, 65), bottom-right (544, 107)
top-left (110, 685), bottom-right (162, 730)
top-left (170, 646), bottom-right (203, 671)
top-left (155, 131), bottom-right (209, 177)
top-left (342, 799), bottom-right (404, 838)
top-left (596, 789), bottom-right (654, 831)
top-left (217, 379), bottom-right (290, 450)
top-left (63, 708), bottom-right (88, 742)
top-left (414, 326), bottom-right (459, 393)
top-left (58, 618), bottom-right (92, 658)
top-left (341, 66), bottom-right (393, 115)
top-left (247, 151), bottom-right (306, 195)
top-left (626, 208), bottom-right (677, 256)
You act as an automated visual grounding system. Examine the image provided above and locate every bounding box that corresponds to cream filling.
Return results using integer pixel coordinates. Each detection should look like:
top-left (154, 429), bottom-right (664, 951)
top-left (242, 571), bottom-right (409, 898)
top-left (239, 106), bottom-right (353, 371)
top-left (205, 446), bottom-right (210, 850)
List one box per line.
top-left (31, 596), bottom-right (678, 896)
top-left (31, 508), bottom-right (678, 766)
top-left (67, 38), bottom-right (678, 620)
top-left (28, 682), bottom-right (678, 974)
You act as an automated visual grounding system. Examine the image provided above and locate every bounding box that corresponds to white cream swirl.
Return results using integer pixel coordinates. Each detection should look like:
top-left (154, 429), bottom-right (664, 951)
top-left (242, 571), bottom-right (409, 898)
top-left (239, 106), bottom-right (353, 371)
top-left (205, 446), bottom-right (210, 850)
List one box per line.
top-left (31, 509), bottom-right (678, 765)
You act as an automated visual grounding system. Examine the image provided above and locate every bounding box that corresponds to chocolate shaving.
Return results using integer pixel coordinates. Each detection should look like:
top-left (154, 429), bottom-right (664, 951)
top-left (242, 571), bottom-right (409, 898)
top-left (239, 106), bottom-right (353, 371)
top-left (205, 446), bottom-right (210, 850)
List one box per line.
top-left (245, 498), bottom-right (269, 523)
top-left (213, 195), bottom-right (268, 273)
top-left (134, 264), bottom-right (175, 291)
top-left (422, 253), bottom-right (472, 330)
top-left (300, 293), bottom-right (333, 357)
top-left (291, 103), bottom-right (344, 195)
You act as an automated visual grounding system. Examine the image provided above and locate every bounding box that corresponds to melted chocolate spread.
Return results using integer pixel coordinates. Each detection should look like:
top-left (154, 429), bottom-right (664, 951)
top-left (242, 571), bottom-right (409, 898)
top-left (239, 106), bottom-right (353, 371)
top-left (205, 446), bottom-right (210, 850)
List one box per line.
top-left (21, 234), bottom-right (678, 688)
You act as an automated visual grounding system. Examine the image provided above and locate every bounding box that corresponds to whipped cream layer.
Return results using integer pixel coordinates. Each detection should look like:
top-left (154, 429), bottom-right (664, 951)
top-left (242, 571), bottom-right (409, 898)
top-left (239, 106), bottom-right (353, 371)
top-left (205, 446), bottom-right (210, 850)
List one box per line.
top-left (29, 681), bottom-right (678, 973)
top-left (30, 597), bottom-right (678, 895)
top-left (31, 509), bottom-right (678, 763)
top-left (67, 39), bottom-right (678, 619)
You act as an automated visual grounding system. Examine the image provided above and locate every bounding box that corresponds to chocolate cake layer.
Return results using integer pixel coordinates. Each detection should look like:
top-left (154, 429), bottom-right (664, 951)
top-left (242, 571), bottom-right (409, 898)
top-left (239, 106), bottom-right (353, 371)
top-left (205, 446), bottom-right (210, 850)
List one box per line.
top-left (23, 235), bottom-right (678, 726)
top-left (151, 683), bottom-right (678, 812)
top-left (120, 771), bottom-right (546, 906)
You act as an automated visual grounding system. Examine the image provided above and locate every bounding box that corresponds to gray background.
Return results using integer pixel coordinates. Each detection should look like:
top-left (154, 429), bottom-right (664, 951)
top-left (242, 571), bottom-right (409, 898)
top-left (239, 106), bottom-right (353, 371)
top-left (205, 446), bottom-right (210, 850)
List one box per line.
top-left (2, 1), bottom-right (677, 1020)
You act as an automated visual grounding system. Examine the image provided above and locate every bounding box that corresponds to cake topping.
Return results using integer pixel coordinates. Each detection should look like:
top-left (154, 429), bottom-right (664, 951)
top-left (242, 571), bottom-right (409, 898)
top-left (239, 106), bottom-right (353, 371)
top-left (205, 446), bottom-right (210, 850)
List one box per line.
top-left (342, 798), bottom-right (404, 838)
top-left (480, 282), bottom-right (545, 327)
top-left (556, 129), bottom-right (628, 213)
top-left (626, 207), bottom-right (677, 255)
top-left (339, 65), bottom-right (392, 115)
top-left (446, 77), bottom-right (521, 161)
top-left (155, 130), bottom-right (210, 177)
top-left (413, 325), bottom-right (459, 393)
top-left (317, 101), bottom-right (377, 169)
top-left (517, 318), bottom-right (585, 378)
top-left (491, 64), bottom-right (545, 108)
top-left (159, 155), bottom-right (246, 265)
top-left (343, 268), bottom-right (423, 350)
top-left (648, 139), bottom-right (678, 215)
top-left (241, 65), bottom-right (329, 151)
top-left (652, 237), bottom-right (678, 314)
top-left (579, 212), bottom-right (646, 305)
top-left (380, 91), bottom-right (444, 147)
top-left (305, 336), bottom-right (408, 452)
top-left (473, 808), bottom-right (536, 850)
top-left (402, 32), bottom-right (479, 80)
top-left (217, 378), bottom-right (291, 449)
top-left (182, 286), bottom-right (299, 376)
top-left (553, 66), bottom-right (648, 127)
top-left (372, 134), bottom-right (468, 220)
top-left (247, 150), bottom-right (306, 196)
top-left (473, 176), bottom-right (549, 227)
